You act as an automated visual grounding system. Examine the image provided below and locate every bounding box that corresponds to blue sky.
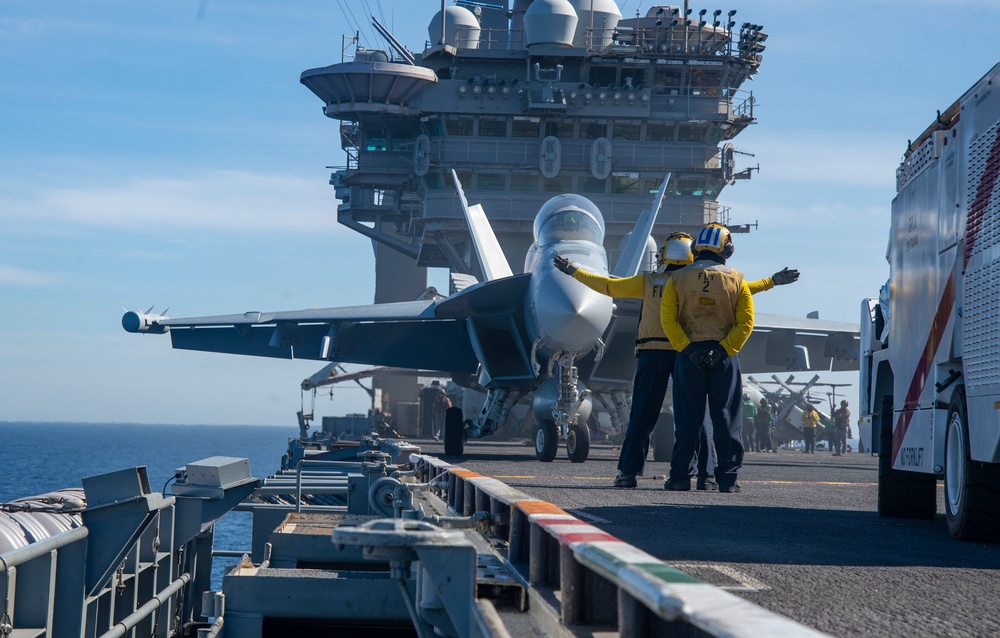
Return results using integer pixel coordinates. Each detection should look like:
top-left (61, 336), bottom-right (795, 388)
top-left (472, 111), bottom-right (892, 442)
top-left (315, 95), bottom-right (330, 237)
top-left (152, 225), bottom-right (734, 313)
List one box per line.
top-left (2, 1), bottom-right (999, 426)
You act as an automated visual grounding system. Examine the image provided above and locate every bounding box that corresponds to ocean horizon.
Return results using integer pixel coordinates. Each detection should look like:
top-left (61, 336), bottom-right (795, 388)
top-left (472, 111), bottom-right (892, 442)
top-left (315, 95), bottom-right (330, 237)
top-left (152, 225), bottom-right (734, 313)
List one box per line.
top-left (1, 421), bottom-right (300, 587)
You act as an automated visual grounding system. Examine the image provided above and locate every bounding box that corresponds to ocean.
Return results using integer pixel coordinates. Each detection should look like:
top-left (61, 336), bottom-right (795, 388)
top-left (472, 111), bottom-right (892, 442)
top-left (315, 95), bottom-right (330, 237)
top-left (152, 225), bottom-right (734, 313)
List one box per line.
top-left (0, 421), bottom-right (298, 587)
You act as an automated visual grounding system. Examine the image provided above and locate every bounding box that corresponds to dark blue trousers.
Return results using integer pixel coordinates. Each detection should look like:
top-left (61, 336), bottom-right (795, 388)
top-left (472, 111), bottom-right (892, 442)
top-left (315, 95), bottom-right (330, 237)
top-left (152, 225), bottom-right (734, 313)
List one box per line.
top-left (617, 349), bottom-right (714, 478)
top-left (669, 346), bottom-right (744, 488)
top-left (618, 349), bottom-right (674, 476)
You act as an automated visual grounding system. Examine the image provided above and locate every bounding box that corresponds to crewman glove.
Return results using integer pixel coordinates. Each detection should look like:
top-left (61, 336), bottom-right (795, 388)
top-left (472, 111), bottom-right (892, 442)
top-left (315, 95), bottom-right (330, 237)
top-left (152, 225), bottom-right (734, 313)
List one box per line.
top-left (772, 267), bottom-right (800, 286)
top-left (687, 346), bottom-right (726, 370)
top-left (553, 255), bottom-right (577, 275)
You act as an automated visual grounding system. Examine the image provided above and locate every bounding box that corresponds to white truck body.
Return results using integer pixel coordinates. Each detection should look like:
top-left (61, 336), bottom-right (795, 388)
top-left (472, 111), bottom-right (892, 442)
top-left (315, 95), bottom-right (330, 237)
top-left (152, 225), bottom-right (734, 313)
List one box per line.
top-left (861, 62), bottom-right (1000, 540)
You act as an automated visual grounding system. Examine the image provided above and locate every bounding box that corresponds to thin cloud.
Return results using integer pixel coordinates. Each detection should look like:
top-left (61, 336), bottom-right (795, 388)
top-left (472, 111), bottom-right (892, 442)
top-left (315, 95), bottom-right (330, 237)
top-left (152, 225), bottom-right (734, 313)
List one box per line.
top-left (0, 264), bottom-right (57, 286)
top-left (2, 169), bottom-right (345, 235)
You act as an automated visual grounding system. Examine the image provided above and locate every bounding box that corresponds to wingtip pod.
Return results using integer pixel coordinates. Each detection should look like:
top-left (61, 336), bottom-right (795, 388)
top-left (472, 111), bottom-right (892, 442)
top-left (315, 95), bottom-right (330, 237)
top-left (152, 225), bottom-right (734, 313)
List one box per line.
top-left (122, 310), bottom-right (168, 334)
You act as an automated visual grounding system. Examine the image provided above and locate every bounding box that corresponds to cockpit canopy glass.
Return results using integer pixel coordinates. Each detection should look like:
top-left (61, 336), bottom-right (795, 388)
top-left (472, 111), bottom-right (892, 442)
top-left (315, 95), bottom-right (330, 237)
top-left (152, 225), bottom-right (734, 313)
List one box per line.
top-left (533, 195), bottom-right (605, 245)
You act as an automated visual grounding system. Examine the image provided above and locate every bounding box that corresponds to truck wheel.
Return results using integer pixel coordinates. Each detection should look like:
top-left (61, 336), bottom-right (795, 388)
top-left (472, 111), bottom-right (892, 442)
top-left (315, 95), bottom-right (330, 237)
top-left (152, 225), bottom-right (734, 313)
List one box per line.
top-left (945, 387), bottom-right (1000, 541)
top-left (877, 397), bottom-right (936, 518)
top-left (533, 420), bottom-right (558, 462)
top-left (566, 420), bottom-right (590, 463)
top-left (652, 412), bottom-right (675, 462)
top-left (443, 406), bottom-right (464, 456)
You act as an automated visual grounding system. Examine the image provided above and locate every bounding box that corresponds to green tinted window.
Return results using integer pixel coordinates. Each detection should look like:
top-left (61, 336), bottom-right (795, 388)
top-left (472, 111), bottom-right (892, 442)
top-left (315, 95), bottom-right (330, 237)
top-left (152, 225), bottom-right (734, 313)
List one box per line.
top-left (423, 173), bottom-right (443, 190)
top-left (646, 122), bottom-right (674, 142)
top-left (544, 121), bottom-right (574, 138)
top-left (448, 118), bottom-right (473, 136)
top-left (678, 124), bottom-right (705, 143)
top-left (676, 177), bottom-right (705, 196)
top-left (477, 174), bottom-right (506, 190)
top-left (512, 118), bottom-right (540, 138)
top-left (478, 119), bottom-right (507, 137)
top-left (511, 174), bottom-right (539, 191)
top-left (581, 120), bottom-right (606, 139)
top-left (543, 175), bottom-right (573, 192)
top-left (421, 118), bottom-right (444, 137)
top-left (364, 130), bottom-right (386, 151)
top-left (612, 175), bottom-right (640, 194)
top-left (580, 177), bottom-right (606, 194)
top-left (612, 121), bottom-right (640, 141)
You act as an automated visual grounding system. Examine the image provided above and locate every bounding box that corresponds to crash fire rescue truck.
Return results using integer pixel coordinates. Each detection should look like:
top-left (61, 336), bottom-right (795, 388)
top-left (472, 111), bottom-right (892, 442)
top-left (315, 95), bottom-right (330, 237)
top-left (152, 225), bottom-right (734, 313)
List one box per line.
top-left (860, 62), bottom-right (1000, 542)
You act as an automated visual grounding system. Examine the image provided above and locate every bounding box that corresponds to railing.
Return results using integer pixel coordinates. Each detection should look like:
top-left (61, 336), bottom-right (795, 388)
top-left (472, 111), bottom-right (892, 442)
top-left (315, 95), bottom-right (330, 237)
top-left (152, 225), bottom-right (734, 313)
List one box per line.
top-left (416, 455), bottom-right (830, 638)
top-left (1, 498), bottom-right (183, 638)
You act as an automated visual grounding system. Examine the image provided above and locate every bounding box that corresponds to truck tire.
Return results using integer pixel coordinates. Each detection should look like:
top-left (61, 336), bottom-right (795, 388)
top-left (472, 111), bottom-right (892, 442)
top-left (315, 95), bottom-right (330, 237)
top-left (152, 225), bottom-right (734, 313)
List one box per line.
top-left (945, 387), bottom-right (1000, 542)
top-left (566, 420), bottom-right (590, 463)
top-left (877, 396), bottom-right (936, 519)
top-left (533, 420), bottom-right (558, 462)
top-left (443, 406), bottom-right (464, 456)
top-left (652, 412), bottom-right (675, 462)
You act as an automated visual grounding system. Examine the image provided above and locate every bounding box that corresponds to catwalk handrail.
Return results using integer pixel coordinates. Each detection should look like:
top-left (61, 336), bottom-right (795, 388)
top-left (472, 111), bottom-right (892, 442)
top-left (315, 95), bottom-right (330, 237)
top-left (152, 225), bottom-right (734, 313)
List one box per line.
top-left (416, 454), bottom-right (829, 638)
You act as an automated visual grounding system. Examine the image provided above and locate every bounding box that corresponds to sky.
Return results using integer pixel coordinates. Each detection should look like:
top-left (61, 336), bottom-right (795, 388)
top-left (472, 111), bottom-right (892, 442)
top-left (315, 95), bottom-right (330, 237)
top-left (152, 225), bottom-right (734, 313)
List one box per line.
top-left (2, 0), bottom-right (999, 426)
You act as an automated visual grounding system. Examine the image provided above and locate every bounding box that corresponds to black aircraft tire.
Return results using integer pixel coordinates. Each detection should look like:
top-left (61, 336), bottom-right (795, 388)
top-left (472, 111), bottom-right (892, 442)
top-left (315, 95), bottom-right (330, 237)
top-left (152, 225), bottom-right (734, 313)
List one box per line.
top-left (945, 387), bottom-right (1000, 542)
top-left (566, 420), bottom-right (591, 463)
top-left (533, 420), bottom-right (558, 462)
top-left (652, 412), bottom-right (675, 462)
top-left (877, 397), bottom-right (936, 519)
top-left (443, 406), bottom-right (464, 456)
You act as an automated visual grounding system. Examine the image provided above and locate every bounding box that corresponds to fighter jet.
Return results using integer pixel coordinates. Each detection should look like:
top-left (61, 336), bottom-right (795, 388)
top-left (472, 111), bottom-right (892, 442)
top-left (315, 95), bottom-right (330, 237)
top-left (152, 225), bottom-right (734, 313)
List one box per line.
top-left (123, 173), bottom-right (860, 463)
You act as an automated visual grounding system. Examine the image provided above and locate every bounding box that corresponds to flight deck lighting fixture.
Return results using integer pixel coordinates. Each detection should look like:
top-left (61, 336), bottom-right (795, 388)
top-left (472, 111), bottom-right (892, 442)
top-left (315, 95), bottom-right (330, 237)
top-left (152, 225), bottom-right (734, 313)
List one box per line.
top-left (738, 22), bottom-right (767, 63)
top-left (668, 6), bottom-right (680, 28)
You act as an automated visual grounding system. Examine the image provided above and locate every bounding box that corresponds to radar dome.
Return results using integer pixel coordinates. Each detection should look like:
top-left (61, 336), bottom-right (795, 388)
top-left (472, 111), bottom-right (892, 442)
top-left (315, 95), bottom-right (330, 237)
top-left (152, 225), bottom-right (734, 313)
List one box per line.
top-left (428, 5), bottom-right (481, 49)
top-left (568, 0), bottom-right (621, 47)
top-left (524, 0), bottom-right (578, 48)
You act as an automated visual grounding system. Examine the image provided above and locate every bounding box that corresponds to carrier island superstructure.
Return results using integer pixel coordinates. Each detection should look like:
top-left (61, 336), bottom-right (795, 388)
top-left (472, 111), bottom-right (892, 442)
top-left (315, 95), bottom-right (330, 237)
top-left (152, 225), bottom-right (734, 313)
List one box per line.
top-left (298, 0), bottom-right (766, 416)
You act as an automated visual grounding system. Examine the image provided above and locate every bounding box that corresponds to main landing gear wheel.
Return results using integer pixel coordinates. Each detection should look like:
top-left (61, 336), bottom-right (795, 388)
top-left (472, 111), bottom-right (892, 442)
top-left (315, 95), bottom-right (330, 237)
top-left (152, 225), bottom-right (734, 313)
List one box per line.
top-left (443, 406), bottom-right (464, 456)
top-left (533, 419), bottom-right (558, 462)
top-left (566, 420), bottom-right (591, 463)
top-left (876, 397), bottom-right (936, 519)
top-left (652, 412), bottom-right (675, 462)
top-left (945, 387), bottom-right (1000, 541)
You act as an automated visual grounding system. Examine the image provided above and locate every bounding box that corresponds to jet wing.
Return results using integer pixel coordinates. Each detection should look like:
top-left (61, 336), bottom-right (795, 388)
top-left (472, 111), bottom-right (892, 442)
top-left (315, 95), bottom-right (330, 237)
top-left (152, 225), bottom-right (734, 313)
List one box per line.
top-left (742, 313), bottom-right (860, 373)
top-left (130, 274), bottom-right (536, 384)
top-left (583, 307), bottom-right (859, 388)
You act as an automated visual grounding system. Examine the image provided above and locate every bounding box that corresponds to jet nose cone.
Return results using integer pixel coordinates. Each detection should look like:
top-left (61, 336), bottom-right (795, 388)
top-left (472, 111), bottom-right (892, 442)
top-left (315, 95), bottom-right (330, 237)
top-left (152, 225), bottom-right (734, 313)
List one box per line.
top-left (535, 272), bottom-right (613, 352)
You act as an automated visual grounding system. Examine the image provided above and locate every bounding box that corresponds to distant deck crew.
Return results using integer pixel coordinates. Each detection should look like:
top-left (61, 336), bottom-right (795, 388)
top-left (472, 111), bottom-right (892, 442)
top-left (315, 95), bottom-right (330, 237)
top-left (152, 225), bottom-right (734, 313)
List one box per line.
top-left (661, 223), bottom-right (757, 493)
top-left (755, 398), bottom-right (776, 452)
top-left (801, 407), bottom-right (820, 453)
top-left (832, 400), bottom-right (851, 456)
top-left (742, 393), bottom-right (758, 453)
top-left (431, 386), bottom-right (452, 441)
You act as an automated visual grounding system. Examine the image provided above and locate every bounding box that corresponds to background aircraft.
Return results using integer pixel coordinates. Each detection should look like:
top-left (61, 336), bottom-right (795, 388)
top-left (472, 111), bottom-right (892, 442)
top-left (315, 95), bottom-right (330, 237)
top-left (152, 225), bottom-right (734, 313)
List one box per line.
top-left (124, 176), bottom-right (860, 463)
top-left (745, 374), bottom-right (853, 446)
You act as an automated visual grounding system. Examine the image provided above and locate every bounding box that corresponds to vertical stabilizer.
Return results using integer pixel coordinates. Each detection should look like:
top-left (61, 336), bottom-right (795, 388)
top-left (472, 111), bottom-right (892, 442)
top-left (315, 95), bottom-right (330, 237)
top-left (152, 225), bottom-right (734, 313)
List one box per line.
top-left (611, 173), bottom-right (671, 277)
top-left (452, 169), bottom-right (514, 281)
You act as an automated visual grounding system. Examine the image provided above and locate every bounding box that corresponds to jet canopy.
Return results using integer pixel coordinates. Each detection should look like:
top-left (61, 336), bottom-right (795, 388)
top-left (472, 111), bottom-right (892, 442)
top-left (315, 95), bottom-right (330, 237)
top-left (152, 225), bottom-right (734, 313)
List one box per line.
top-left (533, 194), bottom-right (605, 245)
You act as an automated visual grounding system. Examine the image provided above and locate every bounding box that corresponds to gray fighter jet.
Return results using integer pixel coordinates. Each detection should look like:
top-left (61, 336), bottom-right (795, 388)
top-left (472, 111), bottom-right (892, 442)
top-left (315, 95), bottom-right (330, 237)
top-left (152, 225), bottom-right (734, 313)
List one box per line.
top-left (123, 174), bottom-right (859, 463)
